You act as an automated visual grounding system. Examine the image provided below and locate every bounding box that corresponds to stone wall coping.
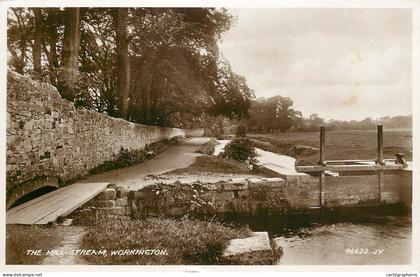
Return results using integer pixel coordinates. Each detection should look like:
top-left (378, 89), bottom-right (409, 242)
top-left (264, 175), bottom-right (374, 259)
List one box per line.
top-left (138, 177), bottom-right (294, 192)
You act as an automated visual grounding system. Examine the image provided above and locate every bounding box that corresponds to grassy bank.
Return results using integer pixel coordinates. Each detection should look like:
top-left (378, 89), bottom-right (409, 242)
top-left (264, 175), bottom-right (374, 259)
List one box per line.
top-left (168, 155), bottom-right (255, 175)
top-left (72, 211), bottom-right (251, 265)
top-left (6, 224), bottom-right (67, 264)
top-left (249, 129), bottom-right (412, 165)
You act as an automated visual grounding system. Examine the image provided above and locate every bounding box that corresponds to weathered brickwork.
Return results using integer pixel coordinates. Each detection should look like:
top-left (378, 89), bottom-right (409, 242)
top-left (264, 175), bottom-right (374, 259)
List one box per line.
top-left (6, 71), bottom-right (186, 207)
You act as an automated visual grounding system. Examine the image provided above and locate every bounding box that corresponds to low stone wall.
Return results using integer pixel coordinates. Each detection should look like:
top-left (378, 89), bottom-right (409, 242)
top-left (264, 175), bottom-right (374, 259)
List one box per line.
top-left (129, 177), bottom-right (312, 218)
top-left (184, 128), bottom-right (204, 137)
top-left (6, 71), bottom-right (191, 209)
top-left (128, 170), bottom-right (411, 218)
top-left (80, 185), bottom-right (131, 217)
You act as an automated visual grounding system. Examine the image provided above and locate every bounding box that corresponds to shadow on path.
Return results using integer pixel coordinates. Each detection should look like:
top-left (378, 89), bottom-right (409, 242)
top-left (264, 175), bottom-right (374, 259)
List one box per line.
top-left (81, 137), bottom-right (211, 189)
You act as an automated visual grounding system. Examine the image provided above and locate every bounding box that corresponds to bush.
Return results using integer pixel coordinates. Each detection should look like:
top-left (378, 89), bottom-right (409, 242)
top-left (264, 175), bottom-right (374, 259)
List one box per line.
top-left (235, 125), bottom-right (247, 137)
top-left (220, 138), bottom-right (258, 166)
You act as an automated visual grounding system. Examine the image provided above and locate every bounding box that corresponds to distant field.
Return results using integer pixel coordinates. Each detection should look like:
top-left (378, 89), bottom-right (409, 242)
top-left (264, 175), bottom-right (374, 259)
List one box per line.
top-left (249, 129), bottom-right (412, 166)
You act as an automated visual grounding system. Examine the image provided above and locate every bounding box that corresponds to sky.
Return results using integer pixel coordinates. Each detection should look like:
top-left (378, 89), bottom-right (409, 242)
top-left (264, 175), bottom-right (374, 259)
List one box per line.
top-left (219, 8), bottom-right (412, 121)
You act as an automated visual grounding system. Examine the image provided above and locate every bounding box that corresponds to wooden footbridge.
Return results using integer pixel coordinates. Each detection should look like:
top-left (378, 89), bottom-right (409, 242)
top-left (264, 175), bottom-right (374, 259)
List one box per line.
top-left (6, 182), bottom-right (109, 225)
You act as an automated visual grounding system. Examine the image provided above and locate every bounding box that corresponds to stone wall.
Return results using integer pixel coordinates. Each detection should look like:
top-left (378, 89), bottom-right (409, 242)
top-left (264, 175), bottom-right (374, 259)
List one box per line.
top-left (6, 71), bottom-right (188, 208)
top-left (184, 128), bottom-right (204, 137)
top-left (129, 171), bottom-right (411, 218)
top-left (129, 177), bottom-right (312, 218)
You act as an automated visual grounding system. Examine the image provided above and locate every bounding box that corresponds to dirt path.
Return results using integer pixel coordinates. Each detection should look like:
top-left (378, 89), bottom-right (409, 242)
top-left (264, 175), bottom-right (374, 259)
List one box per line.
top-left (214, 139), bottom-right (302, 176)
top-left (41, 226), bottom-right (88, 265)
top-left (81, 137), bottom-right (211, 189)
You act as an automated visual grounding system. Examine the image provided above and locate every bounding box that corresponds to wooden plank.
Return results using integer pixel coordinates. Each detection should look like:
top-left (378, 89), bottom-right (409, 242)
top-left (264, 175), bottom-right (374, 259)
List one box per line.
top-left (7, 184), bottom-right (90, 224)
top-left (324, 175), bottom-right (379, 207)
top-left (6, 182), bottom-right (108, 225)
top-left (296, 164), bottom-right (405, 172)
top-left (6, 184), bottom-right (76, 216)
top-left (6, 182), bottom-right (89, 217)
top-left (36, 183), bottom-right (107, 224)
top-left (9, 183), bottom-right (100, 224)
top-left (7, 183), bottom-right (107, 224)
top-left (324, 159), bottom-right (395, 164)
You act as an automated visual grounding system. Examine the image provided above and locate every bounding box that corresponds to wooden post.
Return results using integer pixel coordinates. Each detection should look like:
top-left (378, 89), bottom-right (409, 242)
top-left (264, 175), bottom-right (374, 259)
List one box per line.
top-left (377, 125), bottom-right (384, 203)
top-left (319, 126), bottom-right (326, 207)
top-left (320, 171), bottom-right (326, 207)
top-left (377, 125), bottom-right (384, 165)
top-left (378, 170), bottom-right (383, 204)
top-left (319, 126), bottom-right (326, 166)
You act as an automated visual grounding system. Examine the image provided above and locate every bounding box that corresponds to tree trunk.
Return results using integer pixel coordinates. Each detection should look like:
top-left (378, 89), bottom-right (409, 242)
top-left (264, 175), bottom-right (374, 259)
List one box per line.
top-left (113, 8), bottom-right (130, 119)
top-left (58, 8), bottom-right (80, 101)
top-left (32, 8), bottom-right (43, 79)
top-left (44, 8), bottom-right (59, 86)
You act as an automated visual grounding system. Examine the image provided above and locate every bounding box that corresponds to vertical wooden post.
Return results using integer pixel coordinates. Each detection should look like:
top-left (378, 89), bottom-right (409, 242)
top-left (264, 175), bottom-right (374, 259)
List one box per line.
top-left (377, 125), bottom-right (384, 204)
top-left (378, 170), bottom-right (383, 204)
top-left (320, 171), bottom-right (326, 207)
top-left (319, 126), bottom-right (326, 207)
top-left (377, 125), bottom-right (384, 165)
top-left (319, 126), bottom-right (326, 166)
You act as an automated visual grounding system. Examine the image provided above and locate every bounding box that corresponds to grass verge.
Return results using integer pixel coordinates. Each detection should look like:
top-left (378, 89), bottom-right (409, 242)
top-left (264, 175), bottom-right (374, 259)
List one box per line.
top-left (249, 129), bottom-right (412, 165)
top-left (74, 211), bottom-right (252, 265)
top-left (168, 155), bottom-right (255, 175)
top-left (6, 225), bottom-right (66, 264)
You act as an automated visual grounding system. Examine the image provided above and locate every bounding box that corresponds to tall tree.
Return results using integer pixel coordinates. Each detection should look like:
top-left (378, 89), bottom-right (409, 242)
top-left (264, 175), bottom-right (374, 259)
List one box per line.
top-left (7, 7), bottom-right (254, 128)
top-left (7, 8), bottom-right (32, 74)
top-left (31, 8), bottom-right (43, 79)
top-left (43, 8), bottom-right (62, 86)
top-left (113, 8), bottom-right (130, 119)
top-left (58, 8), bottom-right (81, 101)
top-left (78, 8), bottom-right (118, 113)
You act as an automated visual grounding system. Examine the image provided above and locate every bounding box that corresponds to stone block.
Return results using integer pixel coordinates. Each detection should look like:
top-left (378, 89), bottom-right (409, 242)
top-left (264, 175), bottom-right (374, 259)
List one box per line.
top-left (125, 206), bottom-right (132, 216)
top-left (115, 197), bottom-right (128, 207)
top-left (106, 207), bottom-right (126, 216)
top-left (221, 232), bottom-right (278, 265)
top-left (83, 199), bottom-right (115, 208)
top-left (116, 186), bottom-right (130, 198)
top-left (96, 188), bottom-right (116, 200)
top-left (201, 183), bottom-right (219, 191)
top-left (248, 178), bottom-right (284, 189)
top-left (93, 200), bottom-right (115, 208)
top-left (223, 181), bottom-right (249, 191)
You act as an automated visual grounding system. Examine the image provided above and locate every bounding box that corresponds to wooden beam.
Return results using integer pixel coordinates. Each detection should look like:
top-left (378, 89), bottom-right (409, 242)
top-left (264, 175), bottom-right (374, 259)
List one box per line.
top-left (324, 159), bottom-right (395, 164)
top-left (378, 170), bottom-right (384, 203)
top-left (296, 164), bottom-right (405, 172)
top-left (320, 171), bottom-right (326, 207)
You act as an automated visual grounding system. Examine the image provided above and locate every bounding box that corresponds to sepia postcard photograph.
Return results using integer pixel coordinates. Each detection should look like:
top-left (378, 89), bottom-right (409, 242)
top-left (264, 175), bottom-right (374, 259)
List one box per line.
top-left (0, 0), bottom-right (419, 275)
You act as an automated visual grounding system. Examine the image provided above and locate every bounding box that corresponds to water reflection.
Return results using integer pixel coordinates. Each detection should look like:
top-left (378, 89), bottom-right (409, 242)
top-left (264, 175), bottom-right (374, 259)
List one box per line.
top-left (274, 216), bottom-right (411, 265)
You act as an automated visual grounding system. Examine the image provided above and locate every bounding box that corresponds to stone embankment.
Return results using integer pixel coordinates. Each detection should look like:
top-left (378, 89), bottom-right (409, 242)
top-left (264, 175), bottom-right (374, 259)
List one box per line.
top-left (128, 177), bottom-right (313, 218)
